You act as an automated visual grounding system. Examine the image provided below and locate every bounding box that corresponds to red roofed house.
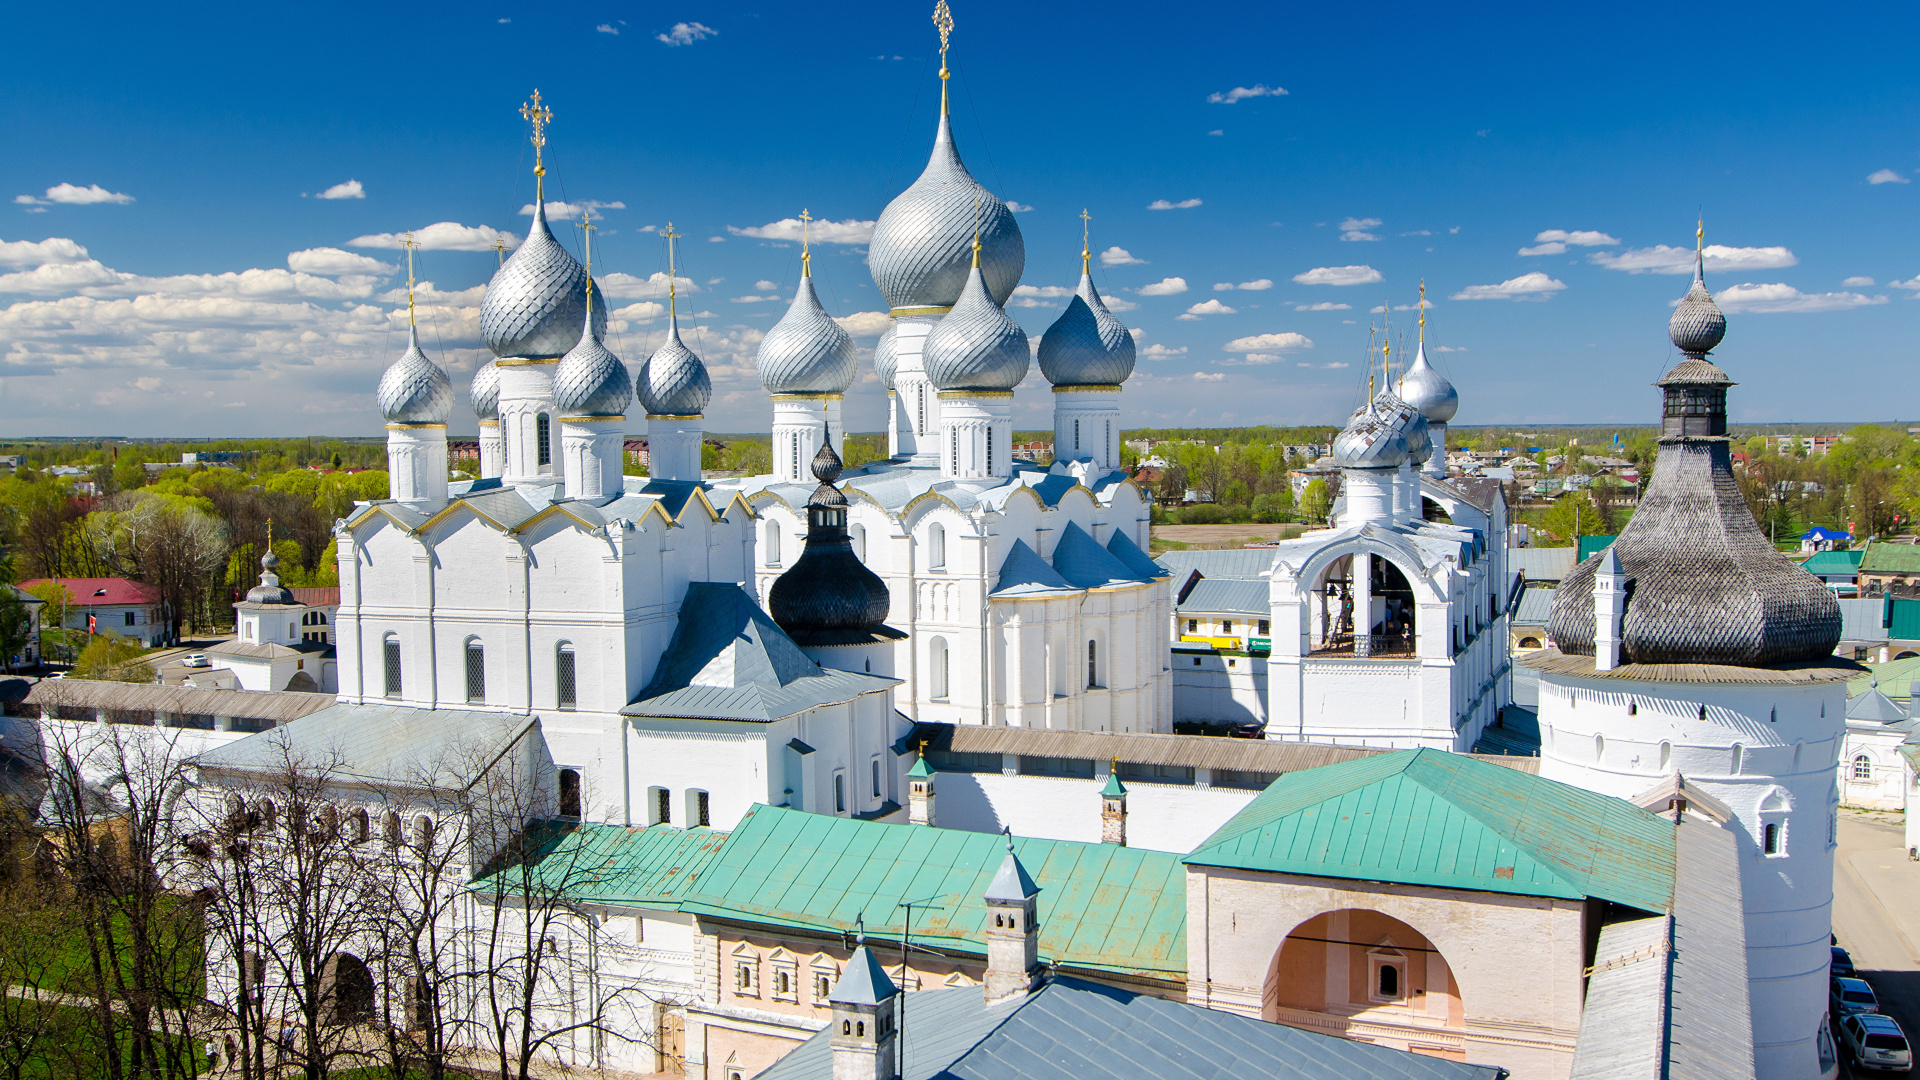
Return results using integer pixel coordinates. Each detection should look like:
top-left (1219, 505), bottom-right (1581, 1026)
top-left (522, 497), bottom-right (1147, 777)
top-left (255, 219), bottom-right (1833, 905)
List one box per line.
top-left (19, 577), bottom-right (165, 647)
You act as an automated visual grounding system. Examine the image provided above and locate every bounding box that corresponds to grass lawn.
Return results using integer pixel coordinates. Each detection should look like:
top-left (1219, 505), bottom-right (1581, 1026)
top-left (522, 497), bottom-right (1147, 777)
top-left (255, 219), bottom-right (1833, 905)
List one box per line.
top-left (12, 1003), bottom-right (204, 1080)
top-left (44, 895), bottom-right (205, 1002)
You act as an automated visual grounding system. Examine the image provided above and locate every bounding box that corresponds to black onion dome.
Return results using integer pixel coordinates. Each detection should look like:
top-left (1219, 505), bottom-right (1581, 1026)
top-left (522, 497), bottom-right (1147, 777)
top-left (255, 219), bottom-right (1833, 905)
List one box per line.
top-left (768, 443), bottom-right (897, 646)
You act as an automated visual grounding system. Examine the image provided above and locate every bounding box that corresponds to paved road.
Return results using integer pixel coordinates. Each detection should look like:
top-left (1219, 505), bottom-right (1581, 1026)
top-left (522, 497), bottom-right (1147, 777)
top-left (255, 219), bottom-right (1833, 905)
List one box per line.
top-left (1832, 810), bottom-right (1920, 1076)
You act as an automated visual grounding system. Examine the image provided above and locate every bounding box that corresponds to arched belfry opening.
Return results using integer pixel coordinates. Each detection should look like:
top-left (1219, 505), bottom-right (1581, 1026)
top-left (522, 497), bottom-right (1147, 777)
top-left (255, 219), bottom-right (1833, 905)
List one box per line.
top-left (1309, 551), bottom-right (1418, 657)
top-left (1265, 909), bottom-right (1463, 1051)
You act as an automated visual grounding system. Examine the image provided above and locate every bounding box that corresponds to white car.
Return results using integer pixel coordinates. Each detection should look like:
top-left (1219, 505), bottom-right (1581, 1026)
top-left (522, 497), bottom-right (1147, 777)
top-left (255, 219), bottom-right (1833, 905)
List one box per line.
top-left (1839, 1012), bottom-right (1913, 1073)
top-left (182, 654), bottom-right (211, 668)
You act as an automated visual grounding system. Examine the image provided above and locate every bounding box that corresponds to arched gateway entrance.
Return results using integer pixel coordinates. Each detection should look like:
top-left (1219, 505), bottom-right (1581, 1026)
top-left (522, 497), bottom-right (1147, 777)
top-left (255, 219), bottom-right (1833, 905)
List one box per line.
top-left (1266, 910), bottom-right (1466, 1060)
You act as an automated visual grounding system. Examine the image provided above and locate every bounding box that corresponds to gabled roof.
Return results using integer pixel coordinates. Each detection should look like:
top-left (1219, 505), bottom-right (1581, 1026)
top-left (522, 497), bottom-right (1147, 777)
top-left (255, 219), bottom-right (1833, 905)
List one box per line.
top-left (1861, 541), bottom-right (1920, 575)
top-left (473, 821), bottom-right (729, 908)
top-left (753, 977), bottom-right (1502, 1080)
top-left (1176, 578), bottom-right (1269, 618)
top-left (1850, 655), bottom-right (1920, 703)
top-left (1511, 581), bottom-right (1557, 626)
top-left (623, 582), bottom-right (896, 722)
top-left (1104, 530), bottom-right (1169, 580)
top-left (195, 702), bottom-right (538, 791)
top-left (1051, 522), bottom-right (1147, 590)
top-left (992, 539), bottom-right (1078, 598)
top-left (1800, 549), bottom-right (1864, 577)
top-left (18, 578), bottom-right (159, 607)
top-left (1185, 748), bottom-right (1676, 912)
top-left (1153, 548), bottom-right (1277, 582)
top-left (675, 804), bottom-right (1187, 980)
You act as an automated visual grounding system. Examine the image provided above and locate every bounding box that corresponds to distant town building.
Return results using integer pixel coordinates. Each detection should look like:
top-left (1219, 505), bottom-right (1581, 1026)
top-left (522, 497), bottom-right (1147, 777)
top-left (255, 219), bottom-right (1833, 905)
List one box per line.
top-left (18, 577), bottom-right (164, 647)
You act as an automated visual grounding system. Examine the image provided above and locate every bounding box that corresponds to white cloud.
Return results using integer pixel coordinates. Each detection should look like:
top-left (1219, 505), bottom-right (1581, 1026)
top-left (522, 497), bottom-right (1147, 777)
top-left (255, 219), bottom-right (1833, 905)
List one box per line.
top-left (1869, 169), bottom-right (1910, 185)
top-left (1518, 242), bottom-right (1566, 257)
top-left (1590, 244), bottom-right (1797, 275)
top-left (657, 21), bottom-right (715, 45)
top-left (1292, 301), bottom-right (1351, 311)
top-left (1711, 283), bottom-right (1887, 314)
top-left (1207, 84), bottom-right (1288, 103)
top-left (1293, 265), bottom-right (1382, 286)
top-left (1534, 229), bottom-right (1618, 246)
top-left (1401, 229), bottom-right (1431, 237)
top-left (1006, 201), bottom-right (1035, 212)
top-left (375, 281), bottom-right (486, 305)
top-left (1323, 361), bottom-right (1349, 369)
top-left (1099, 246), bottom-right (1145, 266)
top-left (1140, 343), bottom-right (1187, 360)
top-left (350, 222), bottom-right (518, 252)
top-left (0, 237), bottom-right (90, 268)
top-left (727, 217), bottom-right (874, 244)
top-left (599, 271), bottom-right (699, 300)
top-left (731, 294), bottom-right (782, 303)
top-left (1341, 230), bottom-right (1377, 242)
top-left (597, 23), bottom-right (619, 34)
top-left (1435, 346), bottom-right (1466, 352)
top-left (519, 199), bottom-right (627, 219)
top-left (17, 183), bottom-right (135, 207)
top-left (609, 301), bottom-right (665, 329)
top-left (834, 311), bottom-right (892, 337)
top-left (1843, 276), bottom-right (1876, 287)
top-left (288, 248), bottom-right (395, 277)
top-left (1224, 332), bottom-right (1312, 352)
top-left (316, 180), bottom-right (365, 200)
top-left (1450, 272), bottom-right (1567, 300)
top-left (754, 280), bottom-right (779, 291)
top-left (1207, 129), bottom-right (1224, 136)
top-left (1213, 278), bottom-right (1273, 291)
top-left (1138, 277), bottom-right (1189, 296)
top-left (1339, 217), bottom-right (1381, 231)
top-left (1147, 198), bottom-right (1203, 210)
top-left (1184, 299), bottom-right (1236, 316)
top-left (1103, 295), bottom-right (1138, 311)
top-left (1193, 371), bottom-right (1226, 381)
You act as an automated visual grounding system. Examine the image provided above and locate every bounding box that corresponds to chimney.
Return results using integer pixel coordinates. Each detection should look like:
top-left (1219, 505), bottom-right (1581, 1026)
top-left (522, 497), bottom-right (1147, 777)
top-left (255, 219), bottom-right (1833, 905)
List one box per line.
top-left (1594, 545), bottom-right (1626, 671)
top-left (828, 934), bottom-right (898, 1080)
top-left (908, 743), bottom-right (936, 827)
top-left (982, 831), bottom-right (1040, 1004)
top-left (1100, 765), bottom-right (1127, 846)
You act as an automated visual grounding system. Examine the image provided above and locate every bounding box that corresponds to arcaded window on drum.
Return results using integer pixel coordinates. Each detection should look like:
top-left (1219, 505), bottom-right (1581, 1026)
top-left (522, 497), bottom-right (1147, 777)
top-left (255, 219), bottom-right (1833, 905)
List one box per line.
top-left (383, 634), bottom-right (402, 698)
top-left (556, 643), bottom-right (577, 710)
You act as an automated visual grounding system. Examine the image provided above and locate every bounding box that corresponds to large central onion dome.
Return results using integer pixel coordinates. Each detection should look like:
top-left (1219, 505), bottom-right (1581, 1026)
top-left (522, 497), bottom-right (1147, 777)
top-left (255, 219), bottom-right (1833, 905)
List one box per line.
top-left (757, 272), bottom-right (857, 394)
top-left (922, 254), bottom-right (1029, 391)
top-left (769, 443), bottom-right (897, 646)
top-left (1398, 339), bottom-right (1458, 423)
top-left (637, 317), bottom-right (712, 416)
top-left (377, 326), bottom-right (454, 424)
top-left (471, 360), bottom-right (501, 421)
top-left (1368, 389), bottom-right (1431, 467)
top-left (872, 323), bottom-right (900, 390)
top-left (1037, 268), bottom-right (1135, 387)
top-left (552, 300), bottom-right (632, 416)
top-left (1332, 406), bottom-right (1409, 470)
top-left (868, 112), bottom-right (1024, 312)
top-left (479, 201), bottom-right (607, 359)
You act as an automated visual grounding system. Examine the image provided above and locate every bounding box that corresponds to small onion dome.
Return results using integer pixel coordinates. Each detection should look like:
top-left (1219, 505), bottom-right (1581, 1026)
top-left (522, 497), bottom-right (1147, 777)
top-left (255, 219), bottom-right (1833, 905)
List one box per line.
top-left (1371, 390), bottom-right (1432, 467)
top-left (872, 322), bottom-right (900, 390)
top-left (552, 304), bottom-right (632, 417)
top-left (245, 547), bottom-right (296, 605)
top-left (471, 360), bottom-right (501, 420)
top-left (1333, 409), bottom-right (1409, 470)
top-left (757, 274), bottom-right (857, 394)
top-left (479, 200), bottom-right (607, 359)
top-left (1037, 272), bottom-right (1136, 387)
top-left (376, 325), bottom-right (453, 424)
top-left (637, 316), bottom-right (712, 416)
top-left (868, 112), bottom-right (1025, 312)
top-left (768, 442), bottom-right (894, 646)
top-left (922, 264), bottom-right (1030, 392)
top-left (1669, 251), bottom-right (1726, 358)
top-left (1397, 341), bottom-right (1459, 423)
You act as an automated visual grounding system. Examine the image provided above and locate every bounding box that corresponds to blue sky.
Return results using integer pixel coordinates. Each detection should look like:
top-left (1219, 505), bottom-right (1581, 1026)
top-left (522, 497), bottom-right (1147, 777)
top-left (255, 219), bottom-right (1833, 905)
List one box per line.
top-left (3, 0), bottom-right (1918, 437)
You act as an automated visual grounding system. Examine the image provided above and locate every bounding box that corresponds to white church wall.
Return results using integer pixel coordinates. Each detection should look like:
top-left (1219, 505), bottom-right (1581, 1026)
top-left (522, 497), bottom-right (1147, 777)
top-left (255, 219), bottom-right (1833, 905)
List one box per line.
top-left (1839, 723), bottom-right (1909, 811)
top-left (1171, 651), bottom-right (1267, 726)
top-left (626, 725), bottom-right (771, 831)
top-left (923, 767), bottom-right (1257, 853)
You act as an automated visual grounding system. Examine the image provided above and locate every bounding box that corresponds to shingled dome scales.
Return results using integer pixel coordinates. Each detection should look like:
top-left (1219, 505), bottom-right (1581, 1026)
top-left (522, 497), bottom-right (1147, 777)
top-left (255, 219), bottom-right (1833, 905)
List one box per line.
top-left (768, 443), bottom-right (904, 647)
top-left (1546, 234), bottom-right (1839, 666)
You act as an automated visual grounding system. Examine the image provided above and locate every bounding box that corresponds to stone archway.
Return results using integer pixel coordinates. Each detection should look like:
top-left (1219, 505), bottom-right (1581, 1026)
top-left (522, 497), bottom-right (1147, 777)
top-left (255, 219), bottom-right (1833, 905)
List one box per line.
top-left (1265, 909), bottom-right (1466, 1060)
top-left (319, 952), bottom-right (375, 1025)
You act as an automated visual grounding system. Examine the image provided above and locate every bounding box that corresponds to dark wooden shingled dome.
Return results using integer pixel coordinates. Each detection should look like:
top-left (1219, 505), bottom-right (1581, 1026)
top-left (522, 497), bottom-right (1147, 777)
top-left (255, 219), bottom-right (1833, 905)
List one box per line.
top-left (768, 443), bottom-right (901, 647)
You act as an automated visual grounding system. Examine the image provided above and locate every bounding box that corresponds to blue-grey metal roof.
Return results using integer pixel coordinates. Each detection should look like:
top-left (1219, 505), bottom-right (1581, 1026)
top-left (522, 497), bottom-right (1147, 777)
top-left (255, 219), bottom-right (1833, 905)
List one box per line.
top-left (1509, 546), bottom-right (1576, 583)
top-left (993, 540), bottom-right (1078, 598)
top-left (1840, 597), bottom-right (1889, 643)
top-left (1104, 530), bottom-right (1168, 580)
top-left (1152, 548), bottom-right (1277, 582)
top-left (1051, 522), bottom-right (1148, 590)
top-left (194, 703), bottom-right (538, 791)
top-left (623, 583), bottom-right (896, 722)
top-left (829, 944), bottom-right (899, 1006)
top-left (984, 848), bottom-right (1040, 902)
top-left (1176, 578), bottom-right (1270, 618)
top-left (1849, 684), bottom-right (1908, 723)
top-left (1512, 582), bottom-right (1557, 626)
top-left (754, 977), bottom-right (1503, 1080)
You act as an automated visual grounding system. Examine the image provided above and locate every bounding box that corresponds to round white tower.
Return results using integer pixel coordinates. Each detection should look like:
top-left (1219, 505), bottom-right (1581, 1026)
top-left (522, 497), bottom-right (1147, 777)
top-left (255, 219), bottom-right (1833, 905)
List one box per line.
top-left (757, 214), bottom-right (858, 482)
top-left (1037, 213), bottom-right (1135, 473)
top-left (471, 361), bottom-right (504, 479)
top-left (1531, 226), bottom-right (1848, 1080)
top-left (376, 239), bottom-right (451, 511)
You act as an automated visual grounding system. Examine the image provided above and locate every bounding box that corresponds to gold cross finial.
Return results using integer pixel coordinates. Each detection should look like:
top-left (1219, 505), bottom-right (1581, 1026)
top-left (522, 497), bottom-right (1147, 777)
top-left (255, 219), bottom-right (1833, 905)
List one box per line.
top-left (1697, 216), bottom-right (1704, 251)
top-left (970, 196), bottom-right (982, 269)
top-left (1382, 304), bottom-right (1392, 391)
top-left (1080, 208), bottom-right (1092, 275)
top-left (1418, 280), bottom-right (1426, 341)
top-left (520, 90), bottom-right (553, 201)
top-left (933, 0), bottom-right (954, 115)
top-left (799, 208), bottom-right (813, 277)
top-left (266, 518), bottom-right (274, 550)
top-left (663, 222), bottom-right (681, 319)
top-left (580, 213), bottom-right (596, 315)
top-left (399, 231), bottom-right (419, 329)
top-left (493, 234), bottom-right (507, 267)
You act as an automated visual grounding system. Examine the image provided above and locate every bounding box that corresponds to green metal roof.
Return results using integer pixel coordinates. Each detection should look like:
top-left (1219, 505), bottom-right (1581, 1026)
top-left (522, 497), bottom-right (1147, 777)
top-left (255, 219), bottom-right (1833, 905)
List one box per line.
top-left (471, 821), bottom-right (731, 908)
top-left (1102, 771), bottom-right (1127, 798)
top-left (1861, 542), bottom-right (1920, 575)
top-left (676, 805), bottom-right (1187, 981)
top-left (1801, 550), bottom-right (1864, 577)
top-left (1184, 748), bottom-right (1676, 913)
top-left (1849, 655), bottom-right (1920, 703)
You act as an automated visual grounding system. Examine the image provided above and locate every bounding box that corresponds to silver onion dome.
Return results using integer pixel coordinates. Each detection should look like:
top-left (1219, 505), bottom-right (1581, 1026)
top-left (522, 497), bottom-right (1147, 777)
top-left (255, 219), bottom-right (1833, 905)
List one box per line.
top-left (922, 264), bottom-right (1030, 392)
top-left (471, 360), bottom-right (501, 420)
top-left (1669, 248), bottom-right (1726, 358)
top-left (872, 322), bottom-right (900, 390)
top-left (1333, 409), bottom-right (1409, 470)
top-left (637, 317), bottom-right (712, 416)
top-left (1397, 341), bottom-right (1458, 423)
top-left (245, 547), bottom-right (296, 605)
top-left (377, 326), bottom-right (454, 424)
top-left (552, 304), bottom-right (632, 417)
top-left (1037, 272), bottom-right (1136, 387)
top-left (1370, 390), bottom-right (1432, 466)
top-left (479, 200), bottom-right (607, 359)
top-left (868, 112), bottom-right (1024, 312)
top-left (757, 274), bottom-right (858, 394)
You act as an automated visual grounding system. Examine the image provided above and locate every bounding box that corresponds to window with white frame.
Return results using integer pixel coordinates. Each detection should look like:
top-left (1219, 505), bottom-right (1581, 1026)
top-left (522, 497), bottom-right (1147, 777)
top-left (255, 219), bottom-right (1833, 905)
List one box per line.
top-left (928, 523), bottom-right (946, 570)
top-left (765, 520), bottom-right (782, 566)
top-left (833, 771), bottom-right (846, 814)
top-left (731, 945), bottom-right (759, 996)
top-left (1368, 945), bottom-right (1408, 1003)
top-left (929, 637), bottom-right (950, 699)
top-left (383, 634), bottom-right (402, 698)
top-left (556, 643), bottom-right (577, 710)
top-left (1853, 754), bottom-right (1874, 780)
top-left (464, 639), bottom-right (486, 703)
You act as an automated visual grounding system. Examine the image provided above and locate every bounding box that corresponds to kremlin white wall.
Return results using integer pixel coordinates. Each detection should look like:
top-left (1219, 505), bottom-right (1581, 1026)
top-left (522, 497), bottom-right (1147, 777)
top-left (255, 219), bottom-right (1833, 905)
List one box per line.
top-left (927, 768), bottom-right (1258, 854)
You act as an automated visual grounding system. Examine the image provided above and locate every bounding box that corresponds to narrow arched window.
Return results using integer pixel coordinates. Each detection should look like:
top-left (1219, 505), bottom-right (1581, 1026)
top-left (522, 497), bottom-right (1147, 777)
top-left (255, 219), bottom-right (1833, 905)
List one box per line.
top-left (765, 520), bottom-right (782, 566)
top-left (412, 814), bottom-right (435, 855)
top-left (1087, 639), bottom-right (1100, 689)
top-left (383, 633), bottom-right (402, 698)
top-left (852, 522), bottom-right (867, 563)
top-left (351, 809), bottom-right (370, 844)
top-left (930, 637), bottom-right (950, 700)
top-left (383, 812), bottom-right (402, 848)
top-left (1594, 734), bottom-right (1605, 763)
top-left (559, 768), bottom-right (582, 819)
top-left (1658, 741), bottom-right (1671, 771)
top-left (464, 639), bottom-right (486, 703)
top-left (555, 643), bottom-right (577, 710)
top-left (536, 413), bottom-right (552, 466)
top-left (929, 523), bottom-right (946, 570)
top-left (1731, 743), bottom-right (1744, 775)
top-left (1854, 755), bottom-right (1874, 781)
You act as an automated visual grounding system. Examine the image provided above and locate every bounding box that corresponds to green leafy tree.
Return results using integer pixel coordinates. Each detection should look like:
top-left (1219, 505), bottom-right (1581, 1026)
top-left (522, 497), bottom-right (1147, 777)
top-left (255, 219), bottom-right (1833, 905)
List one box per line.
top-left (72, 631), bottom-right (154, 682)
top-left (1537, 491), bottom-right (1603, 547)
top-left (1301, 479), bottom-right (1332, 524)
top-left (0, 587), bottom-right (31, 672)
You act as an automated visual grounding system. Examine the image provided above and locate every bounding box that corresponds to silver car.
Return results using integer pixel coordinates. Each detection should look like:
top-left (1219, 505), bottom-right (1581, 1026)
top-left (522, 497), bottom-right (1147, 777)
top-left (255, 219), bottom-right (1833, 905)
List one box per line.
top-left (1839, 1012), bottom-right (1912, 1073)
top-left (1833, 976), bottom-right (1881, 1016)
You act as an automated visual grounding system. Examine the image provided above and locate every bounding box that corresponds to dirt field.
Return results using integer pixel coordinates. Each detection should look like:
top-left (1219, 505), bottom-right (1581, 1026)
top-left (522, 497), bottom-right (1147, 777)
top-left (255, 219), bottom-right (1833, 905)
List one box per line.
top-left (1151, 523), bottom-right (1308, 549)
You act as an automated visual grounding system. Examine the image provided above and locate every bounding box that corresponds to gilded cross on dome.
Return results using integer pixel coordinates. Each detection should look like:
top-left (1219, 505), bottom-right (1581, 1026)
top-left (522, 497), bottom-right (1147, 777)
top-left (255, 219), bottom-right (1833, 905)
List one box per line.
top-left (800, 208), bottom-right (813, 276)
top-left (399, 231), bottom-right (418, 328)
top-left (519, 90), bottom-right (553, 177)
top-left (933, 1), bottom-right (954, 111)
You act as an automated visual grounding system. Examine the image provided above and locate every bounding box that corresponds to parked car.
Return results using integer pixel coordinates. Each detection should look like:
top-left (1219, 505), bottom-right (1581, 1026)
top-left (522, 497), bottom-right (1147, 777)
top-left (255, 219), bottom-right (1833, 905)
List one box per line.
top-left (1834, 946), bottom-right (1857, 978)
top-left (1833, 976), bottom-right (1881, 1017)
top-left (1838, 1011), bottom-right (1913, 1073)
